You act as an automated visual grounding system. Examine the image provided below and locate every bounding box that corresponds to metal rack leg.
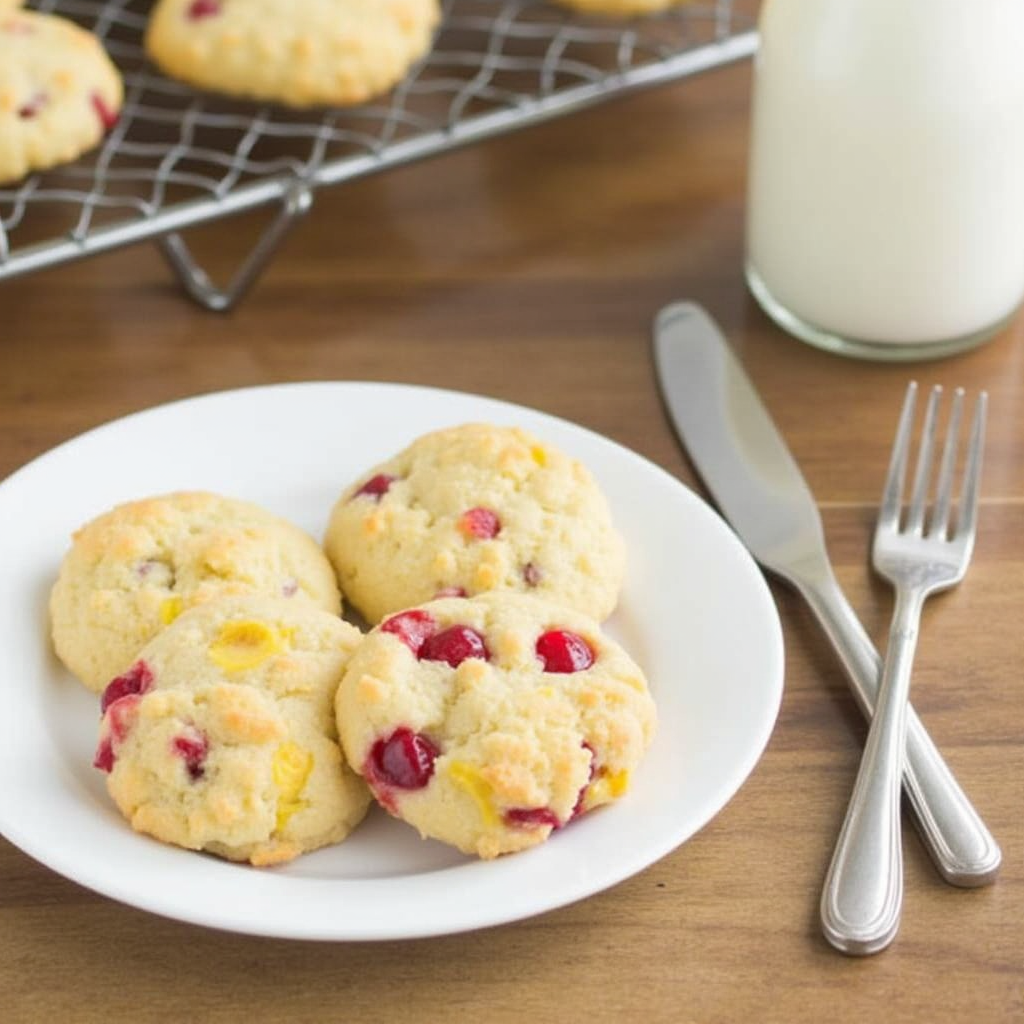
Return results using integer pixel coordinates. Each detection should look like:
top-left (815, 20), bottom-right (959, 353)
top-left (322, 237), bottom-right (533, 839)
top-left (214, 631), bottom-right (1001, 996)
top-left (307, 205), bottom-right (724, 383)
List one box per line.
top-left (157, 179), bottom-right (314, 312)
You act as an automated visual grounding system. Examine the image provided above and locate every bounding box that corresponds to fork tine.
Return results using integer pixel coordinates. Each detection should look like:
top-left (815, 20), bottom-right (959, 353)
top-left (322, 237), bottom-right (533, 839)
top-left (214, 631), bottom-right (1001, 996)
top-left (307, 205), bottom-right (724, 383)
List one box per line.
top-left (928, 388), bottom-right (964, 539)
top-left (879, 381), bottom-right (918, 531)
top-left (953, 391), bottom-right (988, 547)
top-left (905, 385), bottom-right (942, 536)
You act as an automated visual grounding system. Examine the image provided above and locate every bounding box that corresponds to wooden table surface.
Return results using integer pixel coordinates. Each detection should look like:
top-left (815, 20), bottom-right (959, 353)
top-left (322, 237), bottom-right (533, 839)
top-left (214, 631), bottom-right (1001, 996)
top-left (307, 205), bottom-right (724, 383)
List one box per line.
top-left (1, 53), bottom-right (1021, 1024)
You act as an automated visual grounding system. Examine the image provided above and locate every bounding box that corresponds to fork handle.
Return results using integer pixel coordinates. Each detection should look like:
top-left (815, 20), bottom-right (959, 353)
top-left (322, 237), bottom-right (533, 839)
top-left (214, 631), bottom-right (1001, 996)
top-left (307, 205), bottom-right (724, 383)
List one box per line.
top-left (820, 587), bottom-right (924, 954)
top-left (794, 568), bottom-right (1001, 886)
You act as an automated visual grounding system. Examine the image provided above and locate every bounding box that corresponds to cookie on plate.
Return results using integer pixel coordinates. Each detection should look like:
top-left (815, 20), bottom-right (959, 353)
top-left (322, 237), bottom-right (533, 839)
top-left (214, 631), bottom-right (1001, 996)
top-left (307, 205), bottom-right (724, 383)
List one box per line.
top-left (144, 0), bottom-right (441, 108)
top-left (324, 423), bottom-right (626, 625)
top-left (0, 9), bottom-right (122, 185)
top-left (549, 0), bottom-right (692, 15)
top-left (335, 592), bottom-right (656, 859)
top-left (51, 491), bottom-right (342, 692)
top-left (95, 595), bottom-right (371, 865)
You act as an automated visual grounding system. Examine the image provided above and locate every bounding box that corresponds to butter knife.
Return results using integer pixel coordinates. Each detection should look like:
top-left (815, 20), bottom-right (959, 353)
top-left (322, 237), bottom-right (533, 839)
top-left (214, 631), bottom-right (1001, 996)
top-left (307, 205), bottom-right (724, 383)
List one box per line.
top-left (652, 301), bottom-right (1000, 887)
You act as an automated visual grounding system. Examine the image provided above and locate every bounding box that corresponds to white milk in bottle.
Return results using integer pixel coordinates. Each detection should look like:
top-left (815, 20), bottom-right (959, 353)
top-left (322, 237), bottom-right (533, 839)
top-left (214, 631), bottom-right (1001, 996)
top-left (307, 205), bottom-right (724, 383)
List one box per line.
top-left (745, 0), bottom-right (1024, 360)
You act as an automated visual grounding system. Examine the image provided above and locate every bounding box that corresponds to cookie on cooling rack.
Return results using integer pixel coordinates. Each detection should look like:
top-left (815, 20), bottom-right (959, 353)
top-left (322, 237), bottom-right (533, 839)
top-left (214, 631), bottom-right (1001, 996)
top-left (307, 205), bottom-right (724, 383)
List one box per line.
top-left (324, 423), bottom-right (627, 625)
top-left (94, 595), bottom-right (371, 865)
top-left (50, 491), bottom-right (342, 693)
top-left (0, 9), bottom-right (122, 185)
top-left (549, 0), bottom-right (693, 15)
top-left (144, 0), bottom-right (441, 108)
top-left (335, 592), bottom-right (657, 859)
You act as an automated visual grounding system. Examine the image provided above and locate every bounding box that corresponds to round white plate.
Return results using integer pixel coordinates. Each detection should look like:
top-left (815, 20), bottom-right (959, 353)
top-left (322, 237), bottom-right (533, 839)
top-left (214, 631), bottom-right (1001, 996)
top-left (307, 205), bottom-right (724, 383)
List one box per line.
top-left (0, 382), bottom-right (783, 941)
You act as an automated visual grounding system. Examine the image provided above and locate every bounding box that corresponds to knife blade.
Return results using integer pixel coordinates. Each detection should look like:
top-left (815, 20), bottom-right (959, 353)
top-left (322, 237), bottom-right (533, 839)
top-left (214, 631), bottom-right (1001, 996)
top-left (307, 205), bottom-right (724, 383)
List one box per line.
top-left (653, 301), bottom-right (1000, 886)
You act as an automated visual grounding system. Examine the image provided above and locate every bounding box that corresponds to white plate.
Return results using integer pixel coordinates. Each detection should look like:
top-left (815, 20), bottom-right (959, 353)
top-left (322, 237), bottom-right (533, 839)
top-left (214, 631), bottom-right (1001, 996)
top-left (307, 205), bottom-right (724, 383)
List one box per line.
top-left (0, 382), bottom-right (783, 941)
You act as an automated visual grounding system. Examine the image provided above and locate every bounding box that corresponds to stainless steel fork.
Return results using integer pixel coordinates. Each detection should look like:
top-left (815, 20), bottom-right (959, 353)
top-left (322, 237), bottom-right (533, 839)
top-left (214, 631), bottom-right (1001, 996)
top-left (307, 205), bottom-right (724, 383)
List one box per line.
top-left (820, 382), bottom-right (988, 955)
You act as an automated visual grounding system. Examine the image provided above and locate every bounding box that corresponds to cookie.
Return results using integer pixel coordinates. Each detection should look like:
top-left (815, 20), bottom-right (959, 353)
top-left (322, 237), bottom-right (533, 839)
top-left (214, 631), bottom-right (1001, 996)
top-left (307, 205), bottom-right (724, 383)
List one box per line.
top-left (549, 0), bottom-right (692, 15)
top-left (144, 0), bottom-right (441, 108)
top-left (0, 9), bottom-right (123, 185)
top-left (335, 592), bottom-right (656, 859)
top-left (324, 423), bottom-right (626, 625)
top-left (51, 491), bottom-right (342, 692)
top-left (95, 595), bottom-right (371, 865)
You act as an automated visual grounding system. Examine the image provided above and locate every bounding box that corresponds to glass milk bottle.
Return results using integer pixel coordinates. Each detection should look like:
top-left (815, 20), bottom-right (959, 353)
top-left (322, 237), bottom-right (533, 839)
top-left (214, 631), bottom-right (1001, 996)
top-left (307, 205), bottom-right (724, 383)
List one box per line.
top-left (745, 0), bottom-right (1024, 361)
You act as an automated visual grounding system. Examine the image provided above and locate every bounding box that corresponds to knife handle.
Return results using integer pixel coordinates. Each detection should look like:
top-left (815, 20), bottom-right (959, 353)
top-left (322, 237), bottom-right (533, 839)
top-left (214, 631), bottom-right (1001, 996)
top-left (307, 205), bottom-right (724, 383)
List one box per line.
top-left (794, 569), bottom-right (1001, 887)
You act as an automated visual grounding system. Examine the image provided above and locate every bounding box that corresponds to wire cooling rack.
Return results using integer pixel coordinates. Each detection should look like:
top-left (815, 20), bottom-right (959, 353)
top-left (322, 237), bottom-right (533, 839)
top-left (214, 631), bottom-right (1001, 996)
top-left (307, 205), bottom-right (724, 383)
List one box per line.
top-left (1, 0), bottom-right (756, 309)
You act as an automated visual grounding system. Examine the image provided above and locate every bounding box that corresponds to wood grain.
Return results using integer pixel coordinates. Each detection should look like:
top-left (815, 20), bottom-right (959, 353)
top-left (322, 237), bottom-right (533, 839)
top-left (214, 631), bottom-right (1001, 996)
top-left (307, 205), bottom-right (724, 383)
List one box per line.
top-left (1, 56), bottom-right (1021, 1024)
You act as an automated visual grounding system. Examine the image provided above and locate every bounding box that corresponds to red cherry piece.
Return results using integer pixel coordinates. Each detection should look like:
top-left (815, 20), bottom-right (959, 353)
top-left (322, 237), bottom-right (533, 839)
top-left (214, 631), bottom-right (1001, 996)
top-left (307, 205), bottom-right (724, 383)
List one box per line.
top-left (94, 694), bottom-right (144, 773)
top-left (570, 742), bottom-right (597, 820)
top-left (93, 737), bottom-right (115, 773)
top-left (535, 630), bottom-right (595, 673)
top-left (17, 92), bottom-right (47, 119)
top-left (90, 92), bottom-right (118, 130)
top-left (522, 562), bottom-right (542, 587)
top-left (381, 609), bottom-right (437, 655)
top-left (458, 507), bottom-right (501, 539)
top-left (351, 473), bottom-right (396, 502)
top-left (100, 660), bottom-right (154, 713)
top-left (419, 625), bottom-right (489, 668)
top-left (433, 585), bottom-right (467, 599)
top-left (367, 727), bottom-right (438, 791)
top-left (505, 807), bottom-right (561, 830)
top-left (187, 0), bottom-right (222, 18)
top-left (171, 730), bottom-right (208, 781)
top-left (107, 694), bottom-right (142, 742)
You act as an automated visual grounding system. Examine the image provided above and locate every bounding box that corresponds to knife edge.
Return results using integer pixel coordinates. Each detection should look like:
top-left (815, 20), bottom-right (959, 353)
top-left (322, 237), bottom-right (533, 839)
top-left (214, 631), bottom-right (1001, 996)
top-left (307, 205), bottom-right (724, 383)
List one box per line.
top-left (653, 301), bottom-right (827, 575)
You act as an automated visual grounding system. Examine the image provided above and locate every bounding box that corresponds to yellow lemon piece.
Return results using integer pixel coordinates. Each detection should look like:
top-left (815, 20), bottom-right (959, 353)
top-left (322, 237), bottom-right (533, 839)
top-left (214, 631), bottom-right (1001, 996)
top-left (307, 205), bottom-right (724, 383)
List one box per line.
top-left (530, 445), bottom-right (548, 467)
top-left (272, 742), bottom-right (313, 831)
top-left (583, 769), bottom-right (630, 812)
top-left (448, 761), bottom-right (499, 827)
top-left (159, 595), bottom-right (183, 625)
top-left (208, 619), bottom-right (286, 673)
